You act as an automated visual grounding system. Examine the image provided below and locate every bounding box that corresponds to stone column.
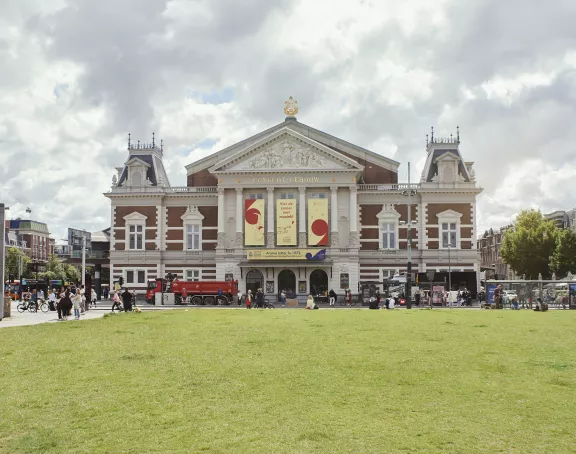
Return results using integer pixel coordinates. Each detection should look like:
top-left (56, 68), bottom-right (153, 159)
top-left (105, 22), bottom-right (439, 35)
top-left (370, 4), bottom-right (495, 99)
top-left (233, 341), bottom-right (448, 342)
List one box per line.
top-left (349, 186), bottom-right (359, 247)
top-left (217, 188), bottom-right (225, 248)
top-left (330, 186), bottom-right (339, 247)
top-left (235, 188), bottom-right (243, 247)
top-left (298, 187), bottom-right (306, 247)
top-left (267, 188), bottom-right (275, 247)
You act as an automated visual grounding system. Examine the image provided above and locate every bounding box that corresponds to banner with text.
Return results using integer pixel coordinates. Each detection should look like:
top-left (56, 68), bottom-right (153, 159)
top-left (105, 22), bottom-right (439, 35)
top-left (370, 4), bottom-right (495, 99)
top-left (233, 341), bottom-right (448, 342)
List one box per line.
top-left (245, 199), bottom-right (265, 246)
top-left (276, 199), bottom-right (297, 246)
top-left (308, 198), bottom-right (329, 246)
top-left (247, 249), bottom-right (326, 260)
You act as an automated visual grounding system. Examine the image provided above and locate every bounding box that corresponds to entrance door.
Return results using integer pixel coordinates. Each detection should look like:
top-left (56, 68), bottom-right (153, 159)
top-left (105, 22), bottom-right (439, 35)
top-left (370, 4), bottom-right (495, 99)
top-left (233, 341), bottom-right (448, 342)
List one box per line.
top-left (278, 269), bottom-right (296, 297)
top-left (246, 270), bottom-right (264, 294)
top-left (310, 269), bottom-right (328, 296)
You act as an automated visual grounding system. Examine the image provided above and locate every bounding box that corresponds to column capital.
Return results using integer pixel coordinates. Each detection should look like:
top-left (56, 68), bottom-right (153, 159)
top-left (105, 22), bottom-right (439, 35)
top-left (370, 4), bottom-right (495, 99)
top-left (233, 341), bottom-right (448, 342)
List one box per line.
top-left (349, 185), bottom-right (357, 193)
top-left (330, 186), bottom-right (338, 193)
top-left (267, 187), bottom-right (274, 194)
top-left (217, 187), bottom-right (225, 195)
top-left (235, 188), bottom-right (243, 195)
top-left (298, 187), bottom-right (306, 194)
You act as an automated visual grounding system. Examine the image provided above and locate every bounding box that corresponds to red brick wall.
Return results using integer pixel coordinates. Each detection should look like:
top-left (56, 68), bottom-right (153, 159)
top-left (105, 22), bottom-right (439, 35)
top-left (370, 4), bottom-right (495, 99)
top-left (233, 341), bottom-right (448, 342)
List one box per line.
top-left (115, 206), bottom-right (157, 227)
top-left (187, 170), bottom-right (218, 187)
top-left (427, 203), bottom-right (472, 224)
top-left (340, 151), bottom-right (398, 184)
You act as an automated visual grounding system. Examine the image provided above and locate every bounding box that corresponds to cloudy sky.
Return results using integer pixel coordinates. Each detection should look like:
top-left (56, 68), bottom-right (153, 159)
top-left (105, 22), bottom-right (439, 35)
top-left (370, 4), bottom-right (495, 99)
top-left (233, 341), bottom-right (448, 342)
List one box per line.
top-left (2, 0), bottom-right (576, 240)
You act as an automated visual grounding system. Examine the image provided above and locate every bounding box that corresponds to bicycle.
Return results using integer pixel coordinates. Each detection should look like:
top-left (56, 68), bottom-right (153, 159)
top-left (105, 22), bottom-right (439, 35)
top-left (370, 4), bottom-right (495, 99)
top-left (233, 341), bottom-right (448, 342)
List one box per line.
top-left (17, 299), bottom-right (42, 313)
top-left (339, 297), bottom-right (357, 307)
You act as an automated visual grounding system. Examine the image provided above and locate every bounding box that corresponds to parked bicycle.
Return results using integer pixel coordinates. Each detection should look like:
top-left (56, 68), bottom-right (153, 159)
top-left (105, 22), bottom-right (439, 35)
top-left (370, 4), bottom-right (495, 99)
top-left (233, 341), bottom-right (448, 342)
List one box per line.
top-left (339, 297), bottom-right (357, 307)
top-left (17, 298), bottom-right (48, 313)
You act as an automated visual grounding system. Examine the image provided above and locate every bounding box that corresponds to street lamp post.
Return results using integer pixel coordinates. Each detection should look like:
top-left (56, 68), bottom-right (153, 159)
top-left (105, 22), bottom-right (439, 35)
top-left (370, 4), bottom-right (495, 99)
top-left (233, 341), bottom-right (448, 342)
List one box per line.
top-left (402, 162), bottom-right (418, 310)
top-left (448, 244), bottom-right (452, 307)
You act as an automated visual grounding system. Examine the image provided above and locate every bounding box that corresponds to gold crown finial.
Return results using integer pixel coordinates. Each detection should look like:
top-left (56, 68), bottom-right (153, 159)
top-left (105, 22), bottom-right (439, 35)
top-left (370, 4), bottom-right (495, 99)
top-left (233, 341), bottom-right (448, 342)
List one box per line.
top-left (284, 96), bottom-right (298, 116)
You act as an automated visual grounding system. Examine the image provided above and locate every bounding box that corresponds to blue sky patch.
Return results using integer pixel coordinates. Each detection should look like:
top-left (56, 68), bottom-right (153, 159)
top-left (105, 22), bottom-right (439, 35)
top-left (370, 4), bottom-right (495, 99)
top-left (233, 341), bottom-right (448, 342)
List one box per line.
top-left (187, 86), bottom-right (234, 104)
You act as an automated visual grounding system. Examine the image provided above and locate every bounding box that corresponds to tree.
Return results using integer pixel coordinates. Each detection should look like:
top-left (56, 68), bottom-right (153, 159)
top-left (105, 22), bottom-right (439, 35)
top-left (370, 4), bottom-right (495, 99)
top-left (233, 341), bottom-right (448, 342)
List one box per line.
top-left (550, 228), bottom-right (576, 277)
top-left (4, 247), bottom-right (31, 279)
top-left (64, 264), bottom-right (79, 283)
top-left (39, 254), bottom-right (66, 281)
top-left (500, 209), bottom-right (558, 279)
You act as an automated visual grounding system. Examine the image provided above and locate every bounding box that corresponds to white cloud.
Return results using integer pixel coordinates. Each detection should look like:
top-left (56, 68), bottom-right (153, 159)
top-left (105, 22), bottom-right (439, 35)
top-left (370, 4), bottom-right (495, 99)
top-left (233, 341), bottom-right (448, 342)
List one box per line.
top-left (1, 0), bottom-right (576, 242)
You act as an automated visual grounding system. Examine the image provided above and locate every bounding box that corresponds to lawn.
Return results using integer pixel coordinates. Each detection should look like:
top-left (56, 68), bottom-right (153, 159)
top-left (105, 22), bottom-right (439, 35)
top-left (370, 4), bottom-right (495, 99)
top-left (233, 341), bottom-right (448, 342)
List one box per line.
top-left (0, 309), bottom-right (575, 453)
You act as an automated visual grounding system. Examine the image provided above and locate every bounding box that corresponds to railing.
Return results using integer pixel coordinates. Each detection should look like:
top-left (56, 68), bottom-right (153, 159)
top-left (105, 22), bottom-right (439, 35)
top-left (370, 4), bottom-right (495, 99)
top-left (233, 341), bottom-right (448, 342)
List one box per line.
top-left (167, 187), bottom-right (217, 193)
top-left (357, 184), bottom-right (420, 191)
top-left (110, 186), bottom-right (217, 194)
top-left (67, 251), bottom-right (109, 259)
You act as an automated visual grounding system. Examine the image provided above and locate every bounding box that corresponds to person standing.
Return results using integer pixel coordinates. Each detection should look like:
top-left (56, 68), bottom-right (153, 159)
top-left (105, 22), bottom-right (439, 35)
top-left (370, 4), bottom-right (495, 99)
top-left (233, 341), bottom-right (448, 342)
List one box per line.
top-left (256, 288), bottom-right (264, 309)
top-left (217, 288), bottom-right (224, 305)
top-left (103, 287), bottom-right (109, 300)
top-left (329, 289), bottom-right (337, 307)
top-left (414, 290), bottom-right (421, 307)
top-left (345, 289), bottom-right (352, 306)
top-left (72, 289), bottom-right (82, 320)
top-left (237, 290), bottom-right (243, 307)
top-left (246, 290), bottom-right (252, 309)
top-left (48, 289), bottom-right (57, 311)
top-left (121, 288), bottom-right (133, 312)
top-left (91, 289), bottom-right (97, 308)
top-left (493, 284), bottom-right (503, 309)
top-left (80, 285), bottom-right (86, 313)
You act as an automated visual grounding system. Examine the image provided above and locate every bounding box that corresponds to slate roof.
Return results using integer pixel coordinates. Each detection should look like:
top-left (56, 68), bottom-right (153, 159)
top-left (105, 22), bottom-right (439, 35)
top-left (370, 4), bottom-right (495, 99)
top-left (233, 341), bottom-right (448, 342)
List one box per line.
top-left (423, 148), bottom-right (470, 182)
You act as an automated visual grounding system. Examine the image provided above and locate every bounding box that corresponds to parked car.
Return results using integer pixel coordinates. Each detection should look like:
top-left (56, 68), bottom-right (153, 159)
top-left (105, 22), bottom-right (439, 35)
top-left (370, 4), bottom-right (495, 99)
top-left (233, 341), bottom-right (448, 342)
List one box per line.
top-left (504, 289), bottom-right (518, 300)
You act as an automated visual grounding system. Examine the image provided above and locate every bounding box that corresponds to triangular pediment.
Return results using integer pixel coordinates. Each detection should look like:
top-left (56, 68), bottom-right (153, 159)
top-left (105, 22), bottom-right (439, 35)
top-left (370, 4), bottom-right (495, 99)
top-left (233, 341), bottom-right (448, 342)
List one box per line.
top-left (434, 152), bottom-right (460, 163)
top-left (209, 129), bottom-right (364, 172)
top-left (125, 157), bottom-right (151, 168)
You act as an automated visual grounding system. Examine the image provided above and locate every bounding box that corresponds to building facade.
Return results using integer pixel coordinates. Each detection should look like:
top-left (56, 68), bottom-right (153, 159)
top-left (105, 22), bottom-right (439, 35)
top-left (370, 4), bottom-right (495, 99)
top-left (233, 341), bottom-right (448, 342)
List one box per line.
top-left (478, 226), bottom-right (516, 280)
top-left (106, 108), bottom-right (483, 298)
top-left (7, 219), bottom-right (52, 261)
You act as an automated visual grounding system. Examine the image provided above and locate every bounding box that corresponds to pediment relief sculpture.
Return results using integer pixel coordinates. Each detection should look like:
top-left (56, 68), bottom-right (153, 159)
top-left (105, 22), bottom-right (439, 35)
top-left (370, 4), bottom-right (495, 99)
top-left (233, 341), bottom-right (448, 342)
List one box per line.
top-left (227, 140), bottom-right (347, 170)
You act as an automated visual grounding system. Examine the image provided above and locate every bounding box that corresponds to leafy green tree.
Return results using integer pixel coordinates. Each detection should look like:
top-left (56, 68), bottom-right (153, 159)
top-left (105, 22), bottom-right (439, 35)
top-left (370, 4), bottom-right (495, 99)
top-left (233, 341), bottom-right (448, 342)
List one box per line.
top-left (500, 209), bottom-right (558, 279)
top-left (4, 247), bottom-right (31, 279)
top-left (64, 264), bottom-right (79, 283)
top-left (39, 254), bottom-right (66, 281)
top-left (550, 228), bottom-right (576, 277)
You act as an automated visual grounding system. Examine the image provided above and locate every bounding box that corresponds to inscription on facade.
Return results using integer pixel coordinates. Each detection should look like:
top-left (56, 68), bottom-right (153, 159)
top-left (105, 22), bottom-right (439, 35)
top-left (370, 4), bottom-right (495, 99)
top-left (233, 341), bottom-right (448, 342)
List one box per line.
top-left (252, 176), bottom-right (320, 184)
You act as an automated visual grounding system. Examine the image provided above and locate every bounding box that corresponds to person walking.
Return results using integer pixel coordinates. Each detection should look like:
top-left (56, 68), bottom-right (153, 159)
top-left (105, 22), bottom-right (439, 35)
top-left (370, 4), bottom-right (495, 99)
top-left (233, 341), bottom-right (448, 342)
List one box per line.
top-left (345, 289), bottom-right (352, 306)
top-left (91, 289), bottom-right (97, 308)
top-left (246, 290), bottom-right (252, 309)
top-left (493, 284), bottom-right (503, 309)
top-left (103, 287), bottom-right (109, 300)
top-left (256, 288), bottom-right (264, 309)
top-left (111, 291), bottom-right (123, 312)
top-left (72, 289), bottom-right (82, 320)
top-left (121, 288), bottom-right (133, 312)
top-left (328, 289), bottom-right (337, 307)
top-left (237, 290), bottom-right (243, 307)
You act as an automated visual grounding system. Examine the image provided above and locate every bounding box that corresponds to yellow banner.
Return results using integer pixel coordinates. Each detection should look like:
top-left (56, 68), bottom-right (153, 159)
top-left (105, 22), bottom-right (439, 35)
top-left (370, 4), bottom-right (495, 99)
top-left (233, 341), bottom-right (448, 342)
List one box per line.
top-left (247, 249), bottom-right (326, 260)
top-left (308, 199), bottom-right (329, 246)
top-left (245, 199), bottom-right (265, 246)
top-left (276, 199), bottom-right (297, 246)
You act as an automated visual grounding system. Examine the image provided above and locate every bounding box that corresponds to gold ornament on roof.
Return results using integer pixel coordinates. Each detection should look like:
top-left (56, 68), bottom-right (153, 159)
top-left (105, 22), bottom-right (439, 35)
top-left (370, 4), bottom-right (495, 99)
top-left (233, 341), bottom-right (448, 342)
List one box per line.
top-left (284, 96), bottom-right (298, 116)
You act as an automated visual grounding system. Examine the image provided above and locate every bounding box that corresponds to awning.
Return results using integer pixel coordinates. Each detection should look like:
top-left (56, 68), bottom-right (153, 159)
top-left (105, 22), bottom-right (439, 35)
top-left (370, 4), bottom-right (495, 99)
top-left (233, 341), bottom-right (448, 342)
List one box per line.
top-left (238, 260), bottom-right (333, 268)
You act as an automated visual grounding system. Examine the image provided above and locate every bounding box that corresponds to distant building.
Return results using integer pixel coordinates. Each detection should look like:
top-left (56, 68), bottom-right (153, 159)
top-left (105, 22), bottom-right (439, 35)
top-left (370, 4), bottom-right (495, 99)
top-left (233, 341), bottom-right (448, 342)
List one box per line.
top-left (544, 210), bottom-right (567, 229)
top-left (68, 228), bottom-right (92, 258)
top-left (477, 225), bottom-right (516, 280)
top-left (8, 219), bottom-right (52, 261)
top-left (91, 228), bottom-right (110, 259)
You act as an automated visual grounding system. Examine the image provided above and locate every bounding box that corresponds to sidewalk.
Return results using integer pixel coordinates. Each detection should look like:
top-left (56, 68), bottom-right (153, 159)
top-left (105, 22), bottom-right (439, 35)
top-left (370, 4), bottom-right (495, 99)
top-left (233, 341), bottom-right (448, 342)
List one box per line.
top-left (0, 303), bottom-right (105, 328)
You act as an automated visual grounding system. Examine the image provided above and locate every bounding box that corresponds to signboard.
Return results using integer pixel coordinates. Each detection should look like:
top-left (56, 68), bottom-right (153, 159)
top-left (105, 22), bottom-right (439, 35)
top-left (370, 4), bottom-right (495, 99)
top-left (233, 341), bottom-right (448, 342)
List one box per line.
top-left (340, 273), bottom-right (349, 289)
top-left (245, 199), bottom-right (265, 246)
top-left (247, 249), bottom-right (326, 261)
top-left (276, 199), bottom-right (297, 246)
top-left (487, 284), bottom-right (497, 304)
top-left (308, 199), bottom-right (329, 246)
top-left (432, 286), bottom-right (444, 293)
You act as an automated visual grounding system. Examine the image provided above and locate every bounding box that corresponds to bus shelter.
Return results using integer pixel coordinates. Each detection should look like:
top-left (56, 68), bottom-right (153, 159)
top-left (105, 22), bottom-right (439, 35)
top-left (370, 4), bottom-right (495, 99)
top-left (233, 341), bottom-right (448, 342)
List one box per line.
top-left (485, 280), bottom-right (576, 309)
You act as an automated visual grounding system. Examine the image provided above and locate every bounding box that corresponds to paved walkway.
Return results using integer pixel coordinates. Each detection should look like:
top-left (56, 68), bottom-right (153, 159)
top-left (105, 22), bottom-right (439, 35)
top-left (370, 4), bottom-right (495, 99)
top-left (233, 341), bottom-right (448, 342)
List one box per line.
top-left (0, 303), bottom-right (105, 328)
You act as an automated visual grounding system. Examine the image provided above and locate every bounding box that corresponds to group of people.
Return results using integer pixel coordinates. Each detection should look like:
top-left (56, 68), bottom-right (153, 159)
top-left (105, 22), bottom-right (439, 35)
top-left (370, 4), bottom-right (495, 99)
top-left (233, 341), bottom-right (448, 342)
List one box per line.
top-left (492, 284), bottom-right (548, 311)
top-left (45, 286), bottom-right (90, 321)
top-left (237, 288), bottom-right (267, 309)
top-left (111, 289), bottom-right (136, 312)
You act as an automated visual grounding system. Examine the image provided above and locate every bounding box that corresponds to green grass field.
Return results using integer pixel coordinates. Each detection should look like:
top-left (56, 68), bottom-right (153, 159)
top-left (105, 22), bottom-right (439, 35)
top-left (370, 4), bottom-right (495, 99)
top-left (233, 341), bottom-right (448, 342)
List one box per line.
top-left (1, 309), bottom-right (575, 453)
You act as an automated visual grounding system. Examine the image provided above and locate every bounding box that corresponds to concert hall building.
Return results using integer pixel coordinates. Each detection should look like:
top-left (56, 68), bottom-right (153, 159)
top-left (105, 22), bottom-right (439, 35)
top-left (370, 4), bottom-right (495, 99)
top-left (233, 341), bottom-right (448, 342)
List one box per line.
top-left (106, 101), bottom-right (482, 299)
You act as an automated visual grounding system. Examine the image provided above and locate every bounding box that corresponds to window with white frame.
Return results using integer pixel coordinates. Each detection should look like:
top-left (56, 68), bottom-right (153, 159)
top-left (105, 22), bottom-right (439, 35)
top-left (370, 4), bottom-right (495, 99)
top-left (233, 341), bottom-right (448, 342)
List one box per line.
top-left (309, 192), bottom-right (326, 199)
top-left (249, 193), bottom-right (263, 200)
top-left (185, 269), bottom-right (200, 282)
top-left (376, 204), bottom-right (400, 250)
top-left (437, 209), bottom-right (463, 249)
top-left (124, 212), bottom-right (148, 251)
top-left (280, 193), bottom-right (295, 199)
top-left (181, 206), bottom-right (205, 251)
top-left (380, 223), bottom-right (396, 249)
top-left (125, 269), bottom-right (146, 284)
top-left (186, 224), bottom-right (201, 250)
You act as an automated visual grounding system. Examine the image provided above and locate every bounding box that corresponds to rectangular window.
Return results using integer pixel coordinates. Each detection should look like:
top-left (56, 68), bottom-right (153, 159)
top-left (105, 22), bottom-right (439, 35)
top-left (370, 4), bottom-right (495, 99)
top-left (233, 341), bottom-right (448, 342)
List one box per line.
top-left (249, 194), bottom-right (263, 200)
top-left (381, 223), bottom-right (396, 249)
top-left (280, 193), bottom-right (295, 199)
top-left (309, 193), bottom-right (326, 199)
top-left (126, 271), bottom-right (134, 284)
top-left (186, 224), bottom-right (201, 250)
top-left (137, 271), bottom-right (145, 284)
top-left (129, 224), bottom-right (144, 250)
top-left (441, 222), bottom-right (457, 248)
top-left (185, 270), bottom-right (200, 282)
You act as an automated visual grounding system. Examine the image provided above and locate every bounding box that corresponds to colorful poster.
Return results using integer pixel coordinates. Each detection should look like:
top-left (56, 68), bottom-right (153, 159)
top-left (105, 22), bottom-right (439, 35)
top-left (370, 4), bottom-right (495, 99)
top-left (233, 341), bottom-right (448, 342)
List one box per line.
top-left (276, 199), bottom-right (297, 246)
top-left (308, 198), bottom-right (329, 246)
top-left (244, 199), bottom-right (265, 246)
